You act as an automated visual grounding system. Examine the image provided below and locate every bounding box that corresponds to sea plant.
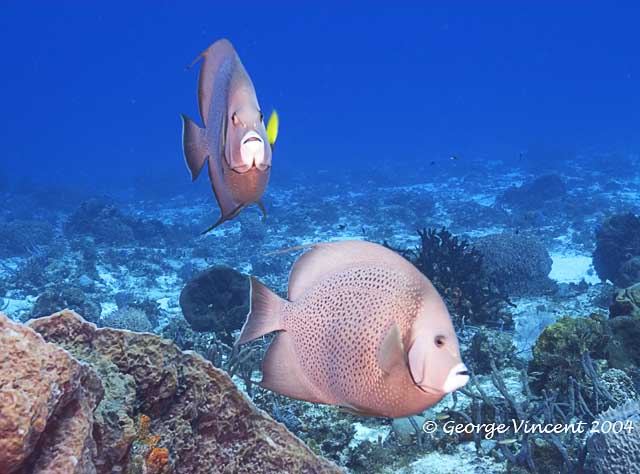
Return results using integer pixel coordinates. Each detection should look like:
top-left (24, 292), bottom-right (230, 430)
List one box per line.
top-left (389, 227), bottom-right (513, 328)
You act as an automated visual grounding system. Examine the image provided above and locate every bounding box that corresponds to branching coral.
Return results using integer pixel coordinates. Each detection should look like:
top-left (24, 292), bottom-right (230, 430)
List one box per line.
top-left (456, 357), bottom-right (606, 473)
top-left (390, 228), bottom-right (513, 328)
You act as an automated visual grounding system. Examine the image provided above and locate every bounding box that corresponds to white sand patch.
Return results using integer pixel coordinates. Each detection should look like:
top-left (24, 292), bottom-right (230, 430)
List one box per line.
top-left (1, 297), bottom-right (34, 319)
top-left (386, 442), bottom-right (505, 473)
top-left (470, 193), bottom-right (496, 206)
top-left (97, 267), bottom-right (119, 289)
top-left (101, 302), bottom-right (118, 316)
top-left (156, 297), bottom-right (172, 311)
top-left (549, 253), bottom-right (600, 284)
top-left (349, 422), bottom-right (391, 449)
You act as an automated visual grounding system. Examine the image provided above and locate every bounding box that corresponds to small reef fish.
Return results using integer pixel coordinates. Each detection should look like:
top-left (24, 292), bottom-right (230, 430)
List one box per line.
top-left (236, 240), bottom-right (469, 418)
top-left (181, 39), bottom-right (278, 233)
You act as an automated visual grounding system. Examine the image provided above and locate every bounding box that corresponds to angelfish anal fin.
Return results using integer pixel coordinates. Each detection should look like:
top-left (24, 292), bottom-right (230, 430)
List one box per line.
top-left (257, 200), bottom-right (267, 223)
top-left (338, 405), bottom-right (379, 418)
top-left (200, 203), bottom-right (245, 235)
top-left (377, 323), bottom-right (406, 377)
top-left (260, 332), bottom-right (330, 405)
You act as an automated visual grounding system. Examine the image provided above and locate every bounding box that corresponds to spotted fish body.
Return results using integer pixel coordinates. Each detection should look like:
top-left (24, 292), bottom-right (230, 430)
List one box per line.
top-left (237, 240), bottom-right (469, 418)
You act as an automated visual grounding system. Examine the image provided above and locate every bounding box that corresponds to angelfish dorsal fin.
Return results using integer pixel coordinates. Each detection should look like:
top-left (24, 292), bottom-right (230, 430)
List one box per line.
top-left (377, 323), bottom-right (406, 376)
top-left (287, 240), bottom-right (414, 301)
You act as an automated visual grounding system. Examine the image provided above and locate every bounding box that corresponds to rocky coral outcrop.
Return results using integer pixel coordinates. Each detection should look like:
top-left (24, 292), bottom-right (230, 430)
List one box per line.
top-left (609, 282), bottom-right (640, 318)
top-left (474, 232), bottom-right (554, 297)
top-left (0, 219), bottom-right (54, 257)
top-left (498, 174), bottom-right (567, 210)
top-left (0, 313), bottom-right (102, 474)
top-left (464, 327), bottom-right (516, 374)
top-left (64, 199), bottom-right (186, 248)
top-left (1, 310), bottom-right (342, 474)
top-left (593, 212), bottom-right (640, 287)
top-left (31, 286), bottom-right (102, 323)
top-left (584, 400), bottom-right (640, 474)
top-left (527, 314), bottom-right (608, 394)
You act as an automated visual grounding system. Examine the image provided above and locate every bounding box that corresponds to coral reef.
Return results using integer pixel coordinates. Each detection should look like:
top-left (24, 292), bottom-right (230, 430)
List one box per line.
top-left (607, 315), bottom-right (640, 371)
top-left (65, 199), bottom-right (136, 245)
top-left (2, 310), bottom-right (343, 473)
top-left (0, 312), bottom-right (102, 473)
top-left (400, 227), bottom-right (512, 328)
top-left (498, 174), bottom-right (567, 210)
top-left (64, 199), bottom-right (187, 248)
top-left (473, 233), bottom-right (555, 297)
top-left (458, 362), bottom-right (589, 473)
top-left (179, 266), bottom-right (250, 342)
top-left (527, 314), bottom-right (609, 394)
top-left (619, 256), bottom-right (640, 289)
top-left (464, 328), bottom-right (517, 374)
top-left (584, 400), bottom-right (640, 474)
top-left (593, 212), bottom-right (640, 287)
top-left (599, 368), bottom-right (639, 404)
top-left (609, 282), bottom-right (640, 318)
top-left (31, 286), bottom-right (102, 323)
top-left (101, 306), bottom-right (153, 333)
top-left (0, 219), bottom-right (54, 257)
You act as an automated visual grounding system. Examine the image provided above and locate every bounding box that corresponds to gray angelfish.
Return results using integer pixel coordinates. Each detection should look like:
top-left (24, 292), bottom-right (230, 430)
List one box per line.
top-left (181, 39), bottom-right (278, 233)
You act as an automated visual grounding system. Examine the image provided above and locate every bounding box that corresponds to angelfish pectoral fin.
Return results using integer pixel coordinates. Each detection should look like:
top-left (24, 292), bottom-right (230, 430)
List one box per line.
top-left (181, 113), bottom-right (208, 181)
top-left (377, 323), bottom-right (407, 377)
top-left (266, 110), bottom-right (279, 146)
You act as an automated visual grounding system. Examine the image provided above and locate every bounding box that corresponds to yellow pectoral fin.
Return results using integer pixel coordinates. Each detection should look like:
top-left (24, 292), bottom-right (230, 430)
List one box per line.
top-left (266, 109), bottom-right (279, 145)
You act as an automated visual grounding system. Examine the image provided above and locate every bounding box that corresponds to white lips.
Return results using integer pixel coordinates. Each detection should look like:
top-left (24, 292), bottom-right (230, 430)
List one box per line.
top-left (442, 362), bottom-right (470, 393)
top-left (240, 131), bottom-right (265, 168)
top-left (242, 131), bottom-right (263, 145)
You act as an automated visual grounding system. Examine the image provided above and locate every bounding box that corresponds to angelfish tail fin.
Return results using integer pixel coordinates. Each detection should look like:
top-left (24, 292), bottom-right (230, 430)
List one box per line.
top-left (236, 278), bottom-right (286, 346)
top-left (181, 113), bottom-right (208, 181)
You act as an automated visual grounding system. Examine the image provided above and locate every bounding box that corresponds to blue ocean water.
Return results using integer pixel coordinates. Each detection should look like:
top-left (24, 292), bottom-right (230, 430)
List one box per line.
top-left (2, 3), bottom-right (639, 192)
top-left (2, 3), bottom-right (640, 473)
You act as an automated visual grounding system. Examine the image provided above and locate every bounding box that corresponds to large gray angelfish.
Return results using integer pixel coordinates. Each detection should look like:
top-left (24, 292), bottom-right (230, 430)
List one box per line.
top-left (181, 39), bottom-right (278, 233)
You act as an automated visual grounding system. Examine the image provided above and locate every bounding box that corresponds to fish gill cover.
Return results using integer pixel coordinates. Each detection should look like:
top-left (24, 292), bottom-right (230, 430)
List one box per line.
top-left (1, 2), bottom-right (640, 474)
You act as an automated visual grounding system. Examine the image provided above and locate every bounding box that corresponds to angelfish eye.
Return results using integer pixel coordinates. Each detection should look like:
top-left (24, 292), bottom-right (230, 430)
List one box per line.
top-left (232, 113), bottom-right (240, 126)
top-left (434, 335), bottom-right (446, 348)
top-left (259, 110), bottom-right (264, 122)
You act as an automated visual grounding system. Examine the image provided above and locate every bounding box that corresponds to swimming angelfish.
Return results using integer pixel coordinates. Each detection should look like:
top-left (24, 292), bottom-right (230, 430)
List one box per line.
top-left (237, 240), bottom-right (469, 418)
top-left (181, 39), bottom-right (278, 233)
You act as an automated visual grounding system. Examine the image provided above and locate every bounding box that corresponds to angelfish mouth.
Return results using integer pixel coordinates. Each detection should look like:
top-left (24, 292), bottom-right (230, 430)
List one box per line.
top-left (442, 363), bottom-right (470, 393)
top-left (242, 131), bottom-right (263, 145)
